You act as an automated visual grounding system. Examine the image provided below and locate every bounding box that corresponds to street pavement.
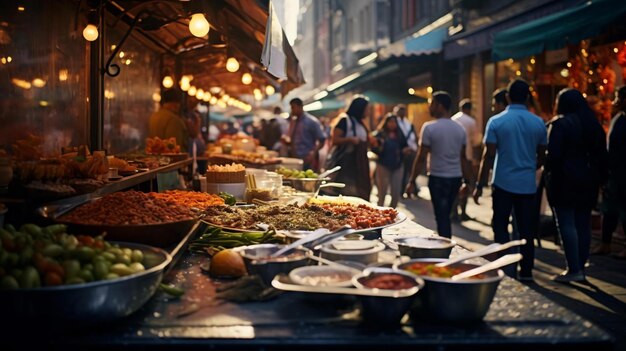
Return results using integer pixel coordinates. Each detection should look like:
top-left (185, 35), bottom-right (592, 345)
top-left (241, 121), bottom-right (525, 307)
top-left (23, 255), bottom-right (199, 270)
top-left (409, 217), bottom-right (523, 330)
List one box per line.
top-left (374, 175), bottom-right (626, 350)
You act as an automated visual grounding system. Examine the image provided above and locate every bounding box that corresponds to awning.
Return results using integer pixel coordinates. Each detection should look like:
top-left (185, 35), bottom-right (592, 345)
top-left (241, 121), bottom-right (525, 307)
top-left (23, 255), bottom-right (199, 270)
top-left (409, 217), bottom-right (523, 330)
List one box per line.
top-left (492, 0), bottom-right (626, 61)
top-left (404, 27), bottom-right (448, 55)
top-left (361, 89), bottom-right (427, 104)
top-left (443, 0), bottom-right (573, 60)
top-left (303, 99), bottom-right (346, 113)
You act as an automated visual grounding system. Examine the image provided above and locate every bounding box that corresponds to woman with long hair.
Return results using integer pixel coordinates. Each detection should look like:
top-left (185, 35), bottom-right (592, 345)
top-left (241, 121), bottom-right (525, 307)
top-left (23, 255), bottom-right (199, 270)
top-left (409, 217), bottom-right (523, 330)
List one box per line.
top-left (372, 114), bottom-right (407, 208)
top-left (325, 95), bottom-right (373, 200)
top-left (545, 88), bottom-right (608, 282)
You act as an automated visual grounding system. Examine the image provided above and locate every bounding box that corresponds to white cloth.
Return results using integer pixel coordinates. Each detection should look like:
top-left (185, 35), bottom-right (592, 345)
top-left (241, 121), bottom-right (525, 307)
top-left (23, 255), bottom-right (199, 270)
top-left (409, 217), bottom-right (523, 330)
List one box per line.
top-left (420, 118), bottom-right (467, 178)
top-left (452, 112), bottom-right (480, 161)
top-left (397, 117), bottom-right (417, 151)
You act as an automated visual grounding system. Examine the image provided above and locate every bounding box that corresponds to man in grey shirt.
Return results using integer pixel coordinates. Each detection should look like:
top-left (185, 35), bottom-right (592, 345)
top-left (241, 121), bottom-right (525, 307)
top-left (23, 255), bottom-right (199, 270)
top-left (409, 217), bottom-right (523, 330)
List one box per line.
top-left (406, 91), bottom-right (474, 238)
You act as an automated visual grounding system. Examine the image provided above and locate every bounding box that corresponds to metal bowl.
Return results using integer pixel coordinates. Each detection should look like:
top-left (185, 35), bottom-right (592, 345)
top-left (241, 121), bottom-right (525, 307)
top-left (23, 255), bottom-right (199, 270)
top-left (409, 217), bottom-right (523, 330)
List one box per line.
top-left (393, 236), bottom-right (456, 259)
top-left (352, 268), bottom-right (424, 328)
top-left (0, 242), bottom-right (171, 325)
top-left (395, 258), bottom-right (504, 322)
top-left (319, 240), bottom-right (386, 264)
top-left (289, 265), bottom-right (361, 288)
top-left (287, 177), bottom-right (330, 192)
top-left (233, 244), bottom-right (312, 285)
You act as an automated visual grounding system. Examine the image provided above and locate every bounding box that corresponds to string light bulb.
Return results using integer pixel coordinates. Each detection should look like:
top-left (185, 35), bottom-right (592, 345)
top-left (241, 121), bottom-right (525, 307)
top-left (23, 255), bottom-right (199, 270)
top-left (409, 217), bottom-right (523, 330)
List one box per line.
top-left (83, 24), bottom-right (98, 41)
top-left (188, 86), bottom-right (197, 96)
top-left (226, 57), bottom-right (240, 72)
top-left (162, 76), bottom-right (174, 88)
top-left (265, 85), bottom-right (275, 95)
top-left (189, 13), bottom-right (210, 37)
top-left (241, 73), bottom-right (252, 85)
top-left (196, 89), bottom-right (204, 100)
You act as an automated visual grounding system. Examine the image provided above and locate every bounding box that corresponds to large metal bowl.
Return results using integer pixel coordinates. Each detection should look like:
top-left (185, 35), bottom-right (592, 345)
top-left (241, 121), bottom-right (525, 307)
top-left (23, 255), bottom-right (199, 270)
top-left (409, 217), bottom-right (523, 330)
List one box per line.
top-left (287, 177), bottom-right (330, 192)
top-left (395, 258), bottom-right (503, 323)
top-left (352, 268), bottom-right (424, 328)
top-left (0, 242), bottom-right (171, 325)
top-left (233, 244), bottom-right (312, 285)
top-left (392, 236), bottom-right (456, 259)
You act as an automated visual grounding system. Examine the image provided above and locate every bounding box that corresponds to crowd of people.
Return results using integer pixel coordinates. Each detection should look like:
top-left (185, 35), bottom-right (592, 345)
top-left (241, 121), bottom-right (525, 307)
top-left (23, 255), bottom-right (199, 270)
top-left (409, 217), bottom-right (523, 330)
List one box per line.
top-left (149, 81), bottom-right (626, 283)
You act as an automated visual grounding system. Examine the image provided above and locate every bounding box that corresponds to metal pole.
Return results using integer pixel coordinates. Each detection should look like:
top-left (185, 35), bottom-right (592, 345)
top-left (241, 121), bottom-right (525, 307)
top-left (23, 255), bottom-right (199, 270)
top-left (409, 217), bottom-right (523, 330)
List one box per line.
top-left (89, 3), bottom-right (104, 152)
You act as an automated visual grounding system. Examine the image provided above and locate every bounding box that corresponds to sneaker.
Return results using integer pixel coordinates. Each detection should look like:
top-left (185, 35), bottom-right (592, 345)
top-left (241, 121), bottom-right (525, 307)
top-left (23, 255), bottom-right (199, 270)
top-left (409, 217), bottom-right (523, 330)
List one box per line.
top-left (553, 271), bottom-right (585, 283)
top-left (590, 244), bottom-right (611, 255)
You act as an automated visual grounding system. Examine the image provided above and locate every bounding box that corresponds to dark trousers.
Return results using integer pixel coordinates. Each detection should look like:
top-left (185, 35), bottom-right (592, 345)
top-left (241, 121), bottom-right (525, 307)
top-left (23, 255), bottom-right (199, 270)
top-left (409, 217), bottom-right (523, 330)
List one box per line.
top-left (428, 176), bottom-right (462, 238)
top-left (492, 186), bottom-right (536, 277)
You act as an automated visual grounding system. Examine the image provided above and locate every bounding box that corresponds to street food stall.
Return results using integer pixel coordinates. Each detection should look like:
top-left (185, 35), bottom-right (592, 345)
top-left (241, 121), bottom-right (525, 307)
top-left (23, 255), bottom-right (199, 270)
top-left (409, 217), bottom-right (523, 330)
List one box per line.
top-left (0, 1), bottom-right (615, 350)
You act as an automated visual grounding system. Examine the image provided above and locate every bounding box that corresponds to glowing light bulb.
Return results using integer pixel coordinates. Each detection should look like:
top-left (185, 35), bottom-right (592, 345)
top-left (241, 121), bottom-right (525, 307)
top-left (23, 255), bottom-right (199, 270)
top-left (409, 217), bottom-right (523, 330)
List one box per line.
top-left (162, 76), bottom-right (174, 88)
top-left (426, 86), bottom-right (433, 94)
top-left (226, 57), bottom-right (240, 72)
top-left (241, 73), bottom-right (252, 85)
top-left (32, 78), bottom-right (46, 88)
top-left (188, 86), bottom-right (197, 96)
top-left (408, 88), bottom-right (415, 95)
top-left (265, 85), bottom-right (275, 95)
top-left (210, 97), bottom-right (218, 104)
top-left (180, 76), bottom-right (191, 91)
top-left (189, 13), bottom-right (210, 37)
top-left (58, 69), bottom-right (68, 82)
top-left (203, 95), bottom-right (210, 102)
top-left (196, 89), bottom-right (204, 100)
top-left (83, 24), bottom-right (98, 41)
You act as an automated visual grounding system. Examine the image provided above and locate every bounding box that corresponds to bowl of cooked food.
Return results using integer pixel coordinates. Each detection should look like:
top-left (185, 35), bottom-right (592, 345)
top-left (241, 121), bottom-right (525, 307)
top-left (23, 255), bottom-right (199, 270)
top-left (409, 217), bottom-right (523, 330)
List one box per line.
top-left (395, 258), bottom-right (504, 322)
top-left (352, 268), bottom-right (424, 328)
top-left (392, 235), bottom-right (456, 259)
top-left (233, 244), bottom-right (312, 285)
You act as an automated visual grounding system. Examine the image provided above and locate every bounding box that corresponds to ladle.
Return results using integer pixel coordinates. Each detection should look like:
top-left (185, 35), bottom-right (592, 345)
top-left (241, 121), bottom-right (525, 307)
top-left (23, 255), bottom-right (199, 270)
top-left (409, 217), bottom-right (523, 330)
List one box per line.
top-left (450, 253), bottom-right (523, 281)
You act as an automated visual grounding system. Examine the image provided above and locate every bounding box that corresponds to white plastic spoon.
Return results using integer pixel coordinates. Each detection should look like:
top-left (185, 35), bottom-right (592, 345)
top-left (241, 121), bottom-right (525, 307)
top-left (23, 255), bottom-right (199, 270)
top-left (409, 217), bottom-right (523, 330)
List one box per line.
top-left (436, 239), bottom-right (527, 267)
top-left (450, 253), bottom-right (523, 281)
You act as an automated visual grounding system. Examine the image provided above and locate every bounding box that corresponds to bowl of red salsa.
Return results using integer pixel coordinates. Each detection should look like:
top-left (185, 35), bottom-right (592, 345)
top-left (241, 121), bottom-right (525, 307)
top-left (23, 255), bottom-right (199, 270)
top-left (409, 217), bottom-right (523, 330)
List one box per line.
top-left (394, 258), bottom-right (504, 322)
top-left (352, 268), bottom-right (424, 328)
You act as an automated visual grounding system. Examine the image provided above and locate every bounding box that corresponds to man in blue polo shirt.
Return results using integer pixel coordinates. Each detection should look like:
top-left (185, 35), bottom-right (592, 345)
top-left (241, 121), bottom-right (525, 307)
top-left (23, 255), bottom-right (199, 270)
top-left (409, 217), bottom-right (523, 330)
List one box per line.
top-left (473, 79), bottom-right (547, 281)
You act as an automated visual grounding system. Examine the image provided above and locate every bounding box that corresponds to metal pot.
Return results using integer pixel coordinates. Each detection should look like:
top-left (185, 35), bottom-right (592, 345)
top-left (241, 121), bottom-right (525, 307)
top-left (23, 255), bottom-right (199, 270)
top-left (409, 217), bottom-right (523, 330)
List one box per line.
top-left (0, 242), bottom-right (171, 325)
top-left (234, 244), bottom-right (312, 285)
top-left (395, 258), bottom-right (503, 322)
top-left (392, 236), bottom-right (456, 259)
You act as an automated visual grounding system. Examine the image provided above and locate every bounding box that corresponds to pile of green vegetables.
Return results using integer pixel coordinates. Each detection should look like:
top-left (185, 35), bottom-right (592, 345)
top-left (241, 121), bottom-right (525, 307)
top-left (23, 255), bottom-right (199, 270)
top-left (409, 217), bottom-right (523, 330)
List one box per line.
top-left (189, 223), bottom-right (283, 255)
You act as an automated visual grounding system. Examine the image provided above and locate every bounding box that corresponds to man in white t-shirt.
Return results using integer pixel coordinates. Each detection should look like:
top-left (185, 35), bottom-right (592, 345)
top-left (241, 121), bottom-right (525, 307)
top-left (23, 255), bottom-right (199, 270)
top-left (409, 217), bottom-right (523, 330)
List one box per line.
top-left (452, 99), bottom-right (481, 220)
top-left (406, 92), bottom-right (474, 238)
top-left (395, 105), bottom-right (420, 198)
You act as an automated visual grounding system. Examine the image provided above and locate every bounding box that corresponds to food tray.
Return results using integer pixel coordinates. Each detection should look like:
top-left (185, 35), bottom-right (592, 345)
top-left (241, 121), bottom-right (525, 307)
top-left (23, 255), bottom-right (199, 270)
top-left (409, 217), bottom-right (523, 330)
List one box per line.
top-left (271, 274), bottom-right (420, 298)
top-left (38, 203), bottom-right (197, 247)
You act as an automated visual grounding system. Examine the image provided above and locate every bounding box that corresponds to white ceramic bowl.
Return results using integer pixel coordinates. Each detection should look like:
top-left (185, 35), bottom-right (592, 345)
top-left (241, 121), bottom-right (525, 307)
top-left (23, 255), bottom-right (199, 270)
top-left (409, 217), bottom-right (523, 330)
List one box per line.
top-left (289, 265), bottom-right (361, 288)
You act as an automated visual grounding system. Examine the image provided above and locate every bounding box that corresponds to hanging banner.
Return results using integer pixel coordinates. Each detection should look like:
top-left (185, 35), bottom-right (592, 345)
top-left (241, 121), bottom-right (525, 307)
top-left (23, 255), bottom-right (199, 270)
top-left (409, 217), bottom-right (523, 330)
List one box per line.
top-left (261, 0), bottom-right (287, 80)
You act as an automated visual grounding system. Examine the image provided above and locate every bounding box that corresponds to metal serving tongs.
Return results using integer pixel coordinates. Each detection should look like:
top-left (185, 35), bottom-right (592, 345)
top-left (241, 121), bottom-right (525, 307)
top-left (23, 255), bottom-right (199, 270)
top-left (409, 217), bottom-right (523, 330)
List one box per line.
top-left (270, 225), bottom-right (354, 257)
top-left (312, 182), bottom-right (345, 198)
top-left (435, 239), bottom-right (527, 268)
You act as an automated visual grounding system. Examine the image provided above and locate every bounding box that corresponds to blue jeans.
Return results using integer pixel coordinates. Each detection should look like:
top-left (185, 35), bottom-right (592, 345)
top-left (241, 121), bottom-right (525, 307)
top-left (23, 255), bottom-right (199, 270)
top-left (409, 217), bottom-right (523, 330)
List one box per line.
top-left (428, 176), bottom-right (462, 238)
top-left (492, 186), bottom-right (536, 277)
top-left (553, 207), bottom-right (592, 274)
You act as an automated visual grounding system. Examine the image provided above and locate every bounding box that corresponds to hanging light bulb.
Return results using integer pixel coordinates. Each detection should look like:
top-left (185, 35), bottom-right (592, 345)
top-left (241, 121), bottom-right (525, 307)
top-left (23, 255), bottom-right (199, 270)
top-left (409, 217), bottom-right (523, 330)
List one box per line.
top-left (196, 89), bottom-right (204, 100)
top-left (226, 57), bottom-right (240, 72)
top-left (162, 76), bottom-right (174, 88)
top-left (265, 85), bottom-right (275, 95)
top-left (203, 95), bottom-right (210, 102)
top-left (83, 24), bottom-right (98, 41)
top-left (180, 76), bottom-right (191, 91)
top-left (241, 73), bottom-right (252, 85)
top-left (189, 13), bottom-right (210, 37)
top-left (210, 97), bottom-right (218, 104)
top-left (188, 86), bottom-right (197, 96)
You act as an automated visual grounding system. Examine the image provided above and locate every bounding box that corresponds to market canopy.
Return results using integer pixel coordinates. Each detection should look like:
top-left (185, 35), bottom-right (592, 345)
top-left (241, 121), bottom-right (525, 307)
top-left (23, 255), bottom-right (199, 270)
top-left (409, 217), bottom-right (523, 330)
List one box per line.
top-left (361, 89), bottom-right (427, 104)
top-left (106, 0), bottom-right (305, 96)
top-left (492, 0), bottom-right (626, 61)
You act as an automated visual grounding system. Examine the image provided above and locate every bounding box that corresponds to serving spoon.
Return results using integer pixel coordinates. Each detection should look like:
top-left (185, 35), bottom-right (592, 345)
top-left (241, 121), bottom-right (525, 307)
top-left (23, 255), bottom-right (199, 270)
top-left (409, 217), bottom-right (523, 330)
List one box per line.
top-left (317, 166), bottom-right (341, 179)
top-left (270, 225), bottom-right (354, 257)
top-left (436, 239), bottom-right (527, 267)
top-left (450, 253), bottom-right (523, 281)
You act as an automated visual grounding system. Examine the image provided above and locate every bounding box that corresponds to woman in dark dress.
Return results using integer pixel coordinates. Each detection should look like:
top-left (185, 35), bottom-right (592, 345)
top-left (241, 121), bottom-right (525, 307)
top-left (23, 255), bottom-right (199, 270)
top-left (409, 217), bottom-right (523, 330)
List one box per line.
top-left (325, 96), bottom-right (372, 200)
top-left (372, 114), bottom-right (407, 208)
top-left (545, 88), bottom-right (608, 282)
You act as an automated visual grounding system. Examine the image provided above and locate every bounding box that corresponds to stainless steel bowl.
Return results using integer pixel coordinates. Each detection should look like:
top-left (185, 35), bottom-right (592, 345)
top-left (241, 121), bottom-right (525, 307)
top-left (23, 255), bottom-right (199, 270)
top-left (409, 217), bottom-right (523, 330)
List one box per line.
top-left (393, 236), bottom-right (456, 259)
top-left (0, 242), bottom-right (171, 325)
top-left (395, 258), bottom-right (503, 322)
top-left (234, 244), bottom-right (312, 285)
top-left (319, 240), bottom-right (385, 264)
top-left (287, 177), bottom-right (330, 192)
top-left (352, 268), bottom-right (424, 328)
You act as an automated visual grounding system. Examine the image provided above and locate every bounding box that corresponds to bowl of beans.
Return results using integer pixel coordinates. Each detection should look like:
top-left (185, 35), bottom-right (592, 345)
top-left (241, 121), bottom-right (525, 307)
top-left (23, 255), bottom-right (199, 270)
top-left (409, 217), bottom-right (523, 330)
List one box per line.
top-left (395, 258), bottom-right (504, 322)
